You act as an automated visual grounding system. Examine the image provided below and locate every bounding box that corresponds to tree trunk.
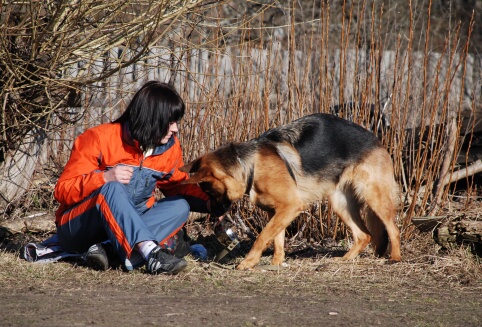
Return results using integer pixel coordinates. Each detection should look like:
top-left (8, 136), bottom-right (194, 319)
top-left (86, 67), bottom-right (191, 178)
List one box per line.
top-left (0, 128), bottom-right (47, 209)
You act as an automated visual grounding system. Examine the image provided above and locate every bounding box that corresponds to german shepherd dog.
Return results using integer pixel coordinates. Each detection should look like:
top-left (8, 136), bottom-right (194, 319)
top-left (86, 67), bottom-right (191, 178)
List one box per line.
top-left (180, 113), bottom-right (401, 270)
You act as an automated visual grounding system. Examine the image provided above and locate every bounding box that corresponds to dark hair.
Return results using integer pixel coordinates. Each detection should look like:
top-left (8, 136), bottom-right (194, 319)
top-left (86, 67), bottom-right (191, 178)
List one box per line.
top-left (115, 81), bottom-right (185, 149)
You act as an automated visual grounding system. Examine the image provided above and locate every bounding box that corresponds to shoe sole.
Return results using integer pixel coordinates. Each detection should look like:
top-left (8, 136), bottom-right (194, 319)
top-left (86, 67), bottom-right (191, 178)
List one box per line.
top-left (84, 244), bottom-right (109, 271)
top-left (86, 255), bottom-right (109, 271)
top-left (153, 259), bottom-right (188, 275)
top-left (169, 260), bottom-right (188, 274)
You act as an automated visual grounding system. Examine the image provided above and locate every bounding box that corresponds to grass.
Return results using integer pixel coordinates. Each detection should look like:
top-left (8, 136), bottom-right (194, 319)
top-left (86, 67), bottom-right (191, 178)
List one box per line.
top-left (1, 226), bottom-right (481, 288)
top-left (1, 228), bottom-right (481, 326)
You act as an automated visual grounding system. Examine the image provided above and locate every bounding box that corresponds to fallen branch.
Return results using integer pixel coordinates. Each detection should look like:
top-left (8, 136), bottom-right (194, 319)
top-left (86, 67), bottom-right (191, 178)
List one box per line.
top-left (434, 219), bottom-right (482, 248)
top-left (0, 213), bottom-right (55, 239)
top-left (443, 159), bottom-right (482, 185)
top-left (422, 158), bottom-right (482, 215)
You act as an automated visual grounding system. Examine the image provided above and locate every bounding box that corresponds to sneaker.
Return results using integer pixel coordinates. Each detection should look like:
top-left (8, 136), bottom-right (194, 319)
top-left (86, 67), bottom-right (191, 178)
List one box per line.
top-left (145, 246), bottom-right (187, 275)
top-left (82, 243), bottom-right (109, 271)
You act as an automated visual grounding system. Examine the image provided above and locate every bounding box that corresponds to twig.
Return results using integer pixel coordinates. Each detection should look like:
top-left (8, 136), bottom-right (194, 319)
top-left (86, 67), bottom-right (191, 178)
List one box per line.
top-left (429, 116), bottom-right (458, 215)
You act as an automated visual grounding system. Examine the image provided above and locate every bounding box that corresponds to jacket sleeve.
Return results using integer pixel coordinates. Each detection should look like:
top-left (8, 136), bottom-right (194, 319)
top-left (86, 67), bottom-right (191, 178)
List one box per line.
top-left (54, 128), bottom-right (106, 207)
top-left (163, 174), bottom-right (210, 213)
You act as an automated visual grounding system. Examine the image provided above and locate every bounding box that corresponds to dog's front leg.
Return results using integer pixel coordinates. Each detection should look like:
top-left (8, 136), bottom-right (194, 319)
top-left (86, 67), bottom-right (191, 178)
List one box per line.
top-left (237, 221), bottom-right (284, 270)
top-left (237, 208), bottom-right (300, 270)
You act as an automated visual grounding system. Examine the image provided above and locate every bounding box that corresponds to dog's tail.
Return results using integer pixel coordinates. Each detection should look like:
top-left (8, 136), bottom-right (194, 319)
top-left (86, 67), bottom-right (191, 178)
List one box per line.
top-left (364, 180), bottom-right (400, 257)
top-left (365, 208), bottom-right (389, 257)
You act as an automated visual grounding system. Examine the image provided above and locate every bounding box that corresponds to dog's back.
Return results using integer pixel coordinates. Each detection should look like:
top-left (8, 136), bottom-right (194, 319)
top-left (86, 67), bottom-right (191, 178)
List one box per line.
top-left (260, 113), bottom-right (382, 182)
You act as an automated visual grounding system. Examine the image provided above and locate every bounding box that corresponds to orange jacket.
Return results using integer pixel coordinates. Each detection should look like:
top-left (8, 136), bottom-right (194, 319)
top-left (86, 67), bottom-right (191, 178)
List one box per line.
top-left (54, 122), bottom-right (208, 223)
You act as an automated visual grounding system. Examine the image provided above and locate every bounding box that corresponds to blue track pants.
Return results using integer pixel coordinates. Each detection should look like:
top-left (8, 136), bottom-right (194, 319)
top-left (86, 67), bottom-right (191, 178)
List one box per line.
top-left (56, 182), bottom-right (190, 262)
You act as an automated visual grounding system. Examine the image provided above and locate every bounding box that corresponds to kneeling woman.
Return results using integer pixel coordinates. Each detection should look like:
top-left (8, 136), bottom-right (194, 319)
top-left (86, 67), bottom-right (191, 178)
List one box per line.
top-left (54, 81), bottom-right (211, 274)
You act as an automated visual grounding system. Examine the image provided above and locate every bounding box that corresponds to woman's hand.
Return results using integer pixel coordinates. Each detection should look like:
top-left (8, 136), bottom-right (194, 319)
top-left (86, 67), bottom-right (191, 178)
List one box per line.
top-left (103, 165), bottom-right (133, 184)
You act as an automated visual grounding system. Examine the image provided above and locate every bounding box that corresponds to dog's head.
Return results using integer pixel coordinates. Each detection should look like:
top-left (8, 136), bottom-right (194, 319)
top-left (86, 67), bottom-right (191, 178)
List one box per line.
top-left (180, 144), bottom-right (247, 217)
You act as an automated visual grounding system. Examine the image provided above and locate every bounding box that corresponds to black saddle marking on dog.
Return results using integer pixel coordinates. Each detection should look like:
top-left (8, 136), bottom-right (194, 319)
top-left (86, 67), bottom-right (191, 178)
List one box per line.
top-left (261, 113), bottom-right (381, 181)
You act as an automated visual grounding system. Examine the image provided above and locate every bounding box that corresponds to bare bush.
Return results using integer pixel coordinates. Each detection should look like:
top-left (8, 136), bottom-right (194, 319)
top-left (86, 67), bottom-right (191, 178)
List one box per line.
top-left (0, 0), bottom-right (220, 208)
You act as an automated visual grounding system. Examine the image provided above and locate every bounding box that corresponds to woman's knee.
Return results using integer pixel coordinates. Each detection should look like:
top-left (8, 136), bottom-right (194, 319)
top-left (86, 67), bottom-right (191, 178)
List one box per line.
top-left (98, 182), bottom-right (133, 203)
top-left (100, 181), bottom-right (126, 194)
top-left (160, 196), bottom-right (190, 219)
top-left (172, 197), bottom-right (190, 219)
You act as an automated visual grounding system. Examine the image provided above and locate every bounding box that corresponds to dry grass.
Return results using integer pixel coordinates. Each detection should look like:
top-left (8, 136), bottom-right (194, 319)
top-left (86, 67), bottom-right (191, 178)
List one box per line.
top-left (1, 227), bottom-right (481, 326)
top-left (1, 227), bottom-right (480, 289)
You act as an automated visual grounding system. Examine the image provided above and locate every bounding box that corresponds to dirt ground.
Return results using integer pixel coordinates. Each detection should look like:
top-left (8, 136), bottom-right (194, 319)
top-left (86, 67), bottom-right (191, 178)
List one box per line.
top-left (1, 227), bottom-right (481, 327)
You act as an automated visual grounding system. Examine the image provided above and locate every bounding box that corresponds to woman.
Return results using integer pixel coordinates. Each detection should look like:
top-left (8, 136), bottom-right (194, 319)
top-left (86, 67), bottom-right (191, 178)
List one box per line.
top-left (54, 81), bottom-right (210, 274)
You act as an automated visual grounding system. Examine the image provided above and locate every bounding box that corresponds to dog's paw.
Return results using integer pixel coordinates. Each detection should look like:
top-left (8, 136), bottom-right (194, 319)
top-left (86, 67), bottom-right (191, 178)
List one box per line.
top-left (236, 262), bottom-right (250, 270)
top-left (271, 256), bottom-right (285, 266)
top-left (236, 259), bottom-right (257, 270)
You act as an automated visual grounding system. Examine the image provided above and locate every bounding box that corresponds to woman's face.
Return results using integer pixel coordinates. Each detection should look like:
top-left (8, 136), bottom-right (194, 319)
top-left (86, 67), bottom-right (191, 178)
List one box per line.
top-left (160, 121), bottom-right (179, 144)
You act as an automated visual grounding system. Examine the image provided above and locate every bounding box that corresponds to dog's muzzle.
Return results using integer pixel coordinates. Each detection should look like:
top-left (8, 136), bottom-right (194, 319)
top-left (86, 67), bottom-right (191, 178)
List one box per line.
top-left (209, 199), bottom-right (232, 218)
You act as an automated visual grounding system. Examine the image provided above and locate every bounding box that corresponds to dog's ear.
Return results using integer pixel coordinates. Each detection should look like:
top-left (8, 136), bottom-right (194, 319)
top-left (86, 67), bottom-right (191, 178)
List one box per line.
top-left (179, 162), bottom-right (193, 173)
top-left (180, 158), bottom-right (208, 185)
top-left (181, 170), bottom-right (207, 185)
top-left (179, 158), bottom-right (201, 173)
